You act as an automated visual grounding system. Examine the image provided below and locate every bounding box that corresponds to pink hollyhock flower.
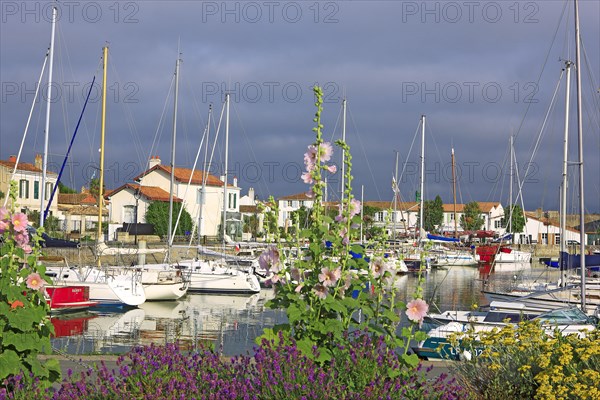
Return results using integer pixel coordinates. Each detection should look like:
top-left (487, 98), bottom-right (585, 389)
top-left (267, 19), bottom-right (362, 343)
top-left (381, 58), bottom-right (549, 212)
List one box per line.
top-left (21, 244), bottom-right (33, 254)
top-left (318, 267), bottom-right (341, 287)
top-left (325, 164), bottom-right (337, 174)
top-left (0, 207), bottom-right (9, 221)
top-left (313, 283), bottom-right (328, 300)
top-left (13, 232), bottom-right (29, 247)
top-left (306, 188), bottom-right (314, 198)
top-left (301, 171), bottom-right (314, 184)
top-left (406, 299), bottom-right (429, 327)
top-left (304, 145), bottom-right (317, 169)
top-left (348, 199), bottom-right (361, 218)
top-left (294, 283), bottom-right (304, 293)
top-left (290, 267), bottom-right (301, 282)
top-left (26, 273), bottom-right (45, 291)
top-left (370, 258), bottom-right (387, 278)
top-left (319, 142), bottom-right (333, 162)
top-left (339, 227), bottom-right (349, 245)
top-left (258, 246), bottom-right (281, 273)
top-left (0, 219), bottom-right (8, 234)
top-left (11, 212), bottom-right (28, 233)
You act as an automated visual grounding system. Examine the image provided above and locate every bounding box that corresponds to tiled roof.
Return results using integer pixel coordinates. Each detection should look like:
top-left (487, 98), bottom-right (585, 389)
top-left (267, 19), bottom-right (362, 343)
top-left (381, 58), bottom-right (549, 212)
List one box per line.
top-left (240, 205), bottom-right (258, 213)
top-left (364, 201), bottom-right (419, 211)
top-left (524, 212), bottom-right (580, 233)
top-left (135, 165), bottom-right (228, 187)
top-left (278, 192), bottom-right (313, 201)
top-left (442, 202), bottom-right (500, 213)
top-left (0, 160), bottom-right (57, 175)
top-left (108, 183), bottom-right (182, 203)
top-left (58, 192), bottom-right (100, 205)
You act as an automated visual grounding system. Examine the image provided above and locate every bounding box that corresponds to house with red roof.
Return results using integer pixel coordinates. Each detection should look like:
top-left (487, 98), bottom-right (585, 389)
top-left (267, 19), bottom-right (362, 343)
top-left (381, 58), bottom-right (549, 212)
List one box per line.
top-left (106, 156), bottom-right (241, 240)
top-left (0, 155), bottom-right (58, 220)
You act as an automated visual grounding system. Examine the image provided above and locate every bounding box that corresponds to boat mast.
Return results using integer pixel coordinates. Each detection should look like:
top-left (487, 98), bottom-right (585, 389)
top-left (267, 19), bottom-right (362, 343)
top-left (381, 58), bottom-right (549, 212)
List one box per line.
top-left (451, 148), bottom-right (457, 238)
top-left (40, 3), bottom-right (57, 227)
top-left (393, 150), bottom-right (399, 240)
top-left (197, 105), bottom-right (212, 245)
top-left (222, 93), bottom-right (230, 246)
top-left (360, 184), bottom-right (364, 244)
top-left (167, 55), bottom-right (181, 261)
top-left (96, 45), bottom-right (108, 267)
top-left (340, 98), bottom-right (347, 207)
top-left (560, 60), bottom-right (572, 287)
top-left (418, 115), bottom-right (425, 239)
top-left (574, 0), bottom-right (586, 312)
top-left (509, 136), bottom-right (513, 239)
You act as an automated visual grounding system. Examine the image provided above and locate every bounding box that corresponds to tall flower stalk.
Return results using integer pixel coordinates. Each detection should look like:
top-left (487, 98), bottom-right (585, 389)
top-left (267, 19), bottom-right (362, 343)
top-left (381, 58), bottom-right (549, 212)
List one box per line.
top-left (260, 87), bottom-right (428, 370)
top-left (0, 182), bottom-right (61, 392)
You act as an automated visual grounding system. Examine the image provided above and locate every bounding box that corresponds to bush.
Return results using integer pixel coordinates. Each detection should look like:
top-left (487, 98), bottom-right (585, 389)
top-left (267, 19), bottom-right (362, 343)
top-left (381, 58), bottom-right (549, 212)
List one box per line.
top-left (7, 334), bottom-right (467, 399)
top-left (451, 320), bottom-right (600, 400)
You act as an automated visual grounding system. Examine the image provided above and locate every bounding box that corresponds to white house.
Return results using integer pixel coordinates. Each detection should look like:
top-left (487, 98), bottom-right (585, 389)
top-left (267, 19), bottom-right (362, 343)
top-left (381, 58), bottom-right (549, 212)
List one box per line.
top-left (106, 156), bottom-right (241, 239)
top-left (277, 192), bottom-right (315, 228)
top-left (439, 202), bottom-right (505, 235)
top-left (521, 212), bottom-right (586, 245)
top-left (0, 155), bottom-right (58, 221)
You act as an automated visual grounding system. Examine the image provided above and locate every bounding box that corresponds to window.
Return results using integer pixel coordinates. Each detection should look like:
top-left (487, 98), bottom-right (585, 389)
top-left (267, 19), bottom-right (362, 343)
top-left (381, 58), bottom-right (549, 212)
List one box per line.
top-left (45, 183), bottom-right (53, 200)
top-left (34, 181), bottom-right (39, 200)
top-left (123, 205), bottom-right (135, 223)
top-left (554, 234), bottom-right (561, 245)
top-left (19, 180), bottom-right (29, 199)
top-left (287, 200), bottom-right (293, 207)
top-left (299, 201), bottom-right (304, 207)
top-left (228, 193), bottom-right (237, 209)
top-left (541, 233), bottom-right (548, 245)
top-left (376, 211), bottom-right (384, 222)
top-left (494, 220), bottom-right (502, 229)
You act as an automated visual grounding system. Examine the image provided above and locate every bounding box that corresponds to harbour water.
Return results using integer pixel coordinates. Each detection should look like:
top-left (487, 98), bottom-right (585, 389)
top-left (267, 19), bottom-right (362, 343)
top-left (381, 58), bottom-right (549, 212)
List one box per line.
top-left (51, 261), bottom-right (559, 357)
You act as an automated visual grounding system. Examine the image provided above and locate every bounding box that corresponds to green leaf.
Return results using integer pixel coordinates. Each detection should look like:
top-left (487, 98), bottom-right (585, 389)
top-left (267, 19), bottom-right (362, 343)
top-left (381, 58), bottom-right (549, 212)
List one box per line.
top-left (401, 353), bottom-right (420, 368)
top-left (0, 349), bottom-right (21, 379)
top-left (414, 330), bottom-right (428, 342)
top-left (296, 338), bottom-right (315, 358)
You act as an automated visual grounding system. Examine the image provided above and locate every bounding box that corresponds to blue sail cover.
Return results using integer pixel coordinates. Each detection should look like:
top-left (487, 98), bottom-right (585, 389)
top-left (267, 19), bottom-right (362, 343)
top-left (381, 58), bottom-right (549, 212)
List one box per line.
top-left (546, 252), bottom-right (600, 271)
top-left (426, 234), bottom-right (460, 243)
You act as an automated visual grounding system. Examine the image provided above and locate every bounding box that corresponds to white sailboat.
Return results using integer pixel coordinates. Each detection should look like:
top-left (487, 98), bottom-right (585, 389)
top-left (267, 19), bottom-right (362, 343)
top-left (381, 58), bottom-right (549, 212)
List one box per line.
top-left (58, 46), bottom-right (146, 307)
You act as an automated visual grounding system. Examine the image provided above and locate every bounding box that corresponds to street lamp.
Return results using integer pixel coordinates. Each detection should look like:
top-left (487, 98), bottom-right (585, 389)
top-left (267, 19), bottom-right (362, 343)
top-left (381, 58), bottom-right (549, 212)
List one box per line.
top-left (134, 188), bottom-right (141, 245)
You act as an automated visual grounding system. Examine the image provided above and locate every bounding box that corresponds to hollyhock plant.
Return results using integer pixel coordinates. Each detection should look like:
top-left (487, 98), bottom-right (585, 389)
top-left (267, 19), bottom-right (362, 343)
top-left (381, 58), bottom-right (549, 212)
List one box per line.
top-left (406, 298), bottom-right (429, 327)
top-left (0, 181), bottom-right (59, 392)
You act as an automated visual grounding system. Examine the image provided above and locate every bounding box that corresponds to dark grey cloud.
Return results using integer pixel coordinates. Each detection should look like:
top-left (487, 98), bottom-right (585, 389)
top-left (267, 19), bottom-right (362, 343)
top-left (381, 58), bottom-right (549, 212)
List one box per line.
top-left (1, 0), bottom-right (598, 212)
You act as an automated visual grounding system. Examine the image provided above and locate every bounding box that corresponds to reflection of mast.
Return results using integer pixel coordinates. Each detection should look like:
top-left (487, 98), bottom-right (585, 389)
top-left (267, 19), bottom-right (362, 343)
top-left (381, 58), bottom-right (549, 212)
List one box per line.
top-left (197, 105), bottom-right (212, 244)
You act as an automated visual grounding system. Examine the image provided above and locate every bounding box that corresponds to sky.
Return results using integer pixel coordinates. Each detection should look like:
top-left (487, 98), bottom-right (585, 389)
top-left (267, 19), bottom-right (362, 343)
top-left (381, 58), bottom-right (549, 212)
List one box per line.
top-left (1, 0), bottom-right (599, 213)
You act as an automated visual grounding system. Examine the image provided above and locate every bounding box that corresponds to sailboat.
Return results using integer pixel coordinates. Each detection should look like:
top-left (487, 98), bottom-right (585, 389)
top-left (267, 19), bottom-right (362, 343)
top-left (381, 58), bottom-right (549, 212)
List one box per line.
top-left (483, 0), bottom-right (598, 315)
top-left (53, 46), bottom-right (146, 307)
top-left (179, 93), bottom-right (261, 294)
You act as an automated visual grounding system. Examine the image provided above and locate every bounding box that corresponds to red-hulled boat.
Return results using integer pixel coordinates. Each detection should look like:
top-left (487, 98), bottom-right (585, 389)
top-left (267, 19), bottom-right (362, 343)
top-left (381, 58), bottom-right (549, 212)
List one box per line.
top-left (46, 285), bottom-right (98, 313)
top-left (51, 312), bottom-right (98, 337)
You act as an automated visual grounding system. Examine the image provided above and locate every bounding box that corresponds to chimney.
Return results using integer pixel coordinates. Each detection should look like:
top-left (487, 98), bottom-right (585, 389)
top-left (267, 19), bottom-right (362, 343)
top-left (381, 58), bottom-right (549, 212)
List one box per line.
top-left (8, 155), bottom-right (17, 163)
top-left (34, 154), bottom-right (42, 170)
top-left (220, 175), bottom-right (225, 185)
top-left (248, 187), bottom-right (255, 202)
top-left (233, 176), bottom-right (238, 187)
top-left (148, 155), bottom-right (161, 169)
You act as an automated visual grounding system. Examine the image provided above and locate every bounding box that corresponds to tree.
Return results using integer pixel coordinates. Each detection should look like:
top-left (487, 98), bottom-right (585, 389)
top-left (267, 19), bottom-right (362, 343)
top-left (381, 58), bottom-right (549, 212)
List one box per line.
top-left (58, 182), bottom-right (77, 194)
top-left (420, 195), bottom-right (444, 233)
top-left (243, 214), bottom-right (259, 236)
top-left (145, 201), bottom-right (193, 239)
top-left (460, 201), bottom-right (485, 231)
top-left (502, 204), bottom-right (526, 234)
top-left (291, 205), bottom-right (313, 229)
top-left (89, 178), bottom-right (104, 204)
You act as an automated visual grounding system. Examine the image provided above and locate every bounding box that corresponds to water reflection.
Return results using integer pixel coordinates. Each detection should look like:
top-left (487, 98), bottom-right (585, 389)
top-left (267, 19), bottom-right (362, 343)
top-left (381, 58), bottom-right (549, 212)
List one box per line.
top-left (51, 263), bottom-right (552, 356)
